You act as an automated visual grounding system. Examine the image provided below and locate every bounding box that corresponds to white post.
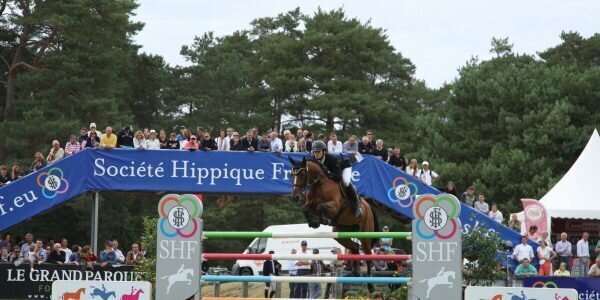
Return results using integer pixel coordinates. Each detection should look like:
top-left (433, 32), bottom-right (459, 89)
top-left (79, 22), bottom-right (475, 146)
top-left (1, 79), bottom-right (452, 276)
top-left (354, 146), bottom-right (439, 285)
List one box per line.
top-left (91, 192), bottom-right (99, 254)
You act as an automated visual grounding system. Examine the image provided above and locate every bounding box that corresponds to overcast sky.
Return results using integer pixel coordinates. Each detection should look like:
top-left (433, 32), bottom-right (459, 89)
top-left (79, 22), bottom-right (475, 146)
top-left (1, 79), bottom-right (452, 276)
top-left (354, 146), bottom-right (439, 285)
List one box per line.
top-left (133, 0), bottom-right (598, 88)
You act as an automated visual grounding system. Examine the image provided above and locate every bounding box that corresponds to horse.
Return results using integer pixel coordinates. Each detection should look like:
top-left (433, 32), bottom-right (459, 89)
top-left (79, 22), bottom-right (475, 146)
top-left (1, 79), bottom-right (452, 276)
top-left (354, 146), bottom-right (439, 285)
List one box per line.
top-left (289, 156), bottom-right (378, 291)
top-left (161, 267), bottom-right (194, 294)
top-left (89, 286), bottom-right (116, 300)
top-left (61, 288), bottom-right (85, 300)
top-left (121, 289), bottom-right (144, 300)
top-left (419, 270), bottom-right (455, 299)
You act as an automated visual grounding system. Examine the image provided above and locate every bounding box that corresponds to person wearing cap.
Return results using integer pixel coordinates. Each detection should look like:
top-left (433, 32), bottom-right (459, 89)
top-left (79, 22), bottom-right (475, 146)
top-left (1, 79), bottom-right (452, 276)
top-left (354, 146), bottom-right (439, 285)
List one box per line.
top-left (46, 140), bottom-right (65, 164)
top-left (88, 123), bottom-right (102, 138)
top-left (101, 127), bottom-right (117, 149)
top-left (311, 139), bottom-right (362, 217)
top-left (380, 226), bottom-right (393, 252)
top-left (417, 161), bottom-right (438, 186)
top-left (262, 250), bottom-right (281, 298)
top-left (99, 240), bottom-right (118, 267)
top-left (146, 130), bottom-right (161, 150)
top-left (294, 240), bottom-right (311, 298)
top-left (183, 135), bottom-right (200, 151)
top-left (512, 235), bottom-right (534, 264)
top-left (117, 125), bottom-right (134, 148)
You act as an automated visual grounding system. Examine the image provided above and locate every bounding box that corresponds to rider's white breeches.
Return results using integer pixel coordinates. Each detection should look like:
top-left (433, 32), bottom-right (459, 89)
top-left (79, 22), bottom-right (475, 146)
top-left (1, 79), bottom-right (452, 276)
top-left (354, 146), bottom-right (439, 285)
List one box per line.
top-left (342, 167), bottom-right (352, 187)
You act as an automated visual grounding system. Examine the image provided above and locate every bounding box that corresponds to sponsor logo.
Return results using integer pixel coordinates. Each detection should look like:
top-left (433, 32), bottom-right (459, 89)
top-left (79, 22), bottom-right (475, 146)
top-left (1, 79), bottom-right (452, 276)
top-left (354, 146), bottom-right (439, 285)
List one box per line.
top-left (387, 177), bottom-right (419, 208)
top-left (36, 167), bottom-right (69, 199)
top-left (159, 195), bottom-right (202, 238)
top-left (414, 196), bottom-right (458, 240)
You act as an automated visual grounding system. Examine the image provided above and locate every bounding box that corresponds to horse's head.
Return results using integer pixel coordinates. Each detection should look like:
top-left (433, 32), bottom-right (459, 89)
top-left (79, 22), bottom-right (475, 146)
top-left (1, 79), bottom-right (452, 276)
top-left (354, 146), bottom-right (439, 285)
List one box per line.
top-left (289, 156), bottom-right (308, 205)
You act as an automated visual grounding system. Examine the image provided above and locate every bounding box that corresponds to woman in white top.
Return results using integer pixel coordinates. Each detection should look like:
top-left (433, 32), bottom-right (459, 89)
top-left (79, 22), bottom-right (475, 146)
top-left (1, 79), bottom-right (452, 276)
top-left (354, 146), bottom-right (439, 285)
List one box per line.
top-left (146, 130), bottom-right (161, 150)
top-left (537, 240), bottom-right (556, 276)
top-left (406, 159), bottom-right (419, 178)
top-left (133, 131), bottom-right (147, 149)
top-left (215, 130), bottom-right (230, 151)
top-left (284, 135), bottom-right (298, 152)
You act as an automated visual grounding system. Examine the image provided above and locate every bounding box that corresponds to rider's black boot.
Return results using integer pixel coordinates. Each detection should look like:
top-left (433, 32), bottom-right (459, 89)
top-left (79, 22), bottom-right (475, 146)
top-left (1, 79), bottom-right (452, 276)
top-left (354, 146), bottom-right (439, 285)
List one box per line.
top-left (345, 184), bottom-right (362, 217)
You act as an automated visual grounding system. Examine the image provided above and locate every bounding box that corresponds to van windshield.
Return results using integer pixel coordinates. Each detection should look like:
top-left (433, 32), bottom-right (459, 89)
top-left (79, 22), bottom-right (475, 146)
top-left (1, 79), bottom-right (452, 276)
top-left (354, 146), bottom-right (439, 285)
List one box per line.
top-left (248, 238), bottom-right (267, 254)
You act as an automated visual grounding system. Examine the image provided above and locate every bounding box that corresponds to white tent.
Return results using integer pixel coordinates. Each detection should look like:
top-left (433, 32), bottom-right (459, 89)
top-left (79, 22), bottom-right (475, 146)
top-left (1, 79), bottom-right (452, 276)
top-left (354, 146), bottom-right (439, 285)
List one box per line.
top-left (540, 129), bottom-right (600, 219)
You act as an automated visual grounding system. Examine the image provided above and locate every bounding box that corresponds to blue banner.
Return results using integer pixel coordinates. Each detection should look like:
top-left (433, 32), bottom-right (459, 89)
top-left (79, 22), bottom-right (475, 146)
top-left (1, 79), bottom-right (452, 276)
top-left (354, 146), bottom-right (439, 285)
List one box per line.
top-left (0, 149), bottom-right (527, 257)
top-left (524, 277), bottom-right (600, 300)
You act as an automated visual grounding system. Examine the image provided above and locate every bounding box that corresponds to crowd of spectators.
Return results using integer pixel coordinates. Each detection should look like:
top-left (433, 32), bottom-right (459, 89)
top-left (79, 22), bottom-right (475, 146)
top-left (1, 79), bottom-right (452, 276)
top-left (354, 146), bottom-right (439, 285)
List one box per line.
top-left (0, 232), bottom-right (146, 268)
top-left (0, 123), bottom-right (445, 189)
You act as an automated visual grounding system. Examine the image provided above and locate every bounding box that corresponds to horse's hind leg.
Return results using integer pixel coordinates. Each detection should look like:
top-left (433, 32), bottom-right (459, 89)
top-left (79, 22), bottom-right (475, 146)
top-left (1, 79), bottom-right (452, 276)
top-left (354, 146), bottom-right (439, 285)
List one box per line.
top-left (361, 238), bottom-right (375, 293)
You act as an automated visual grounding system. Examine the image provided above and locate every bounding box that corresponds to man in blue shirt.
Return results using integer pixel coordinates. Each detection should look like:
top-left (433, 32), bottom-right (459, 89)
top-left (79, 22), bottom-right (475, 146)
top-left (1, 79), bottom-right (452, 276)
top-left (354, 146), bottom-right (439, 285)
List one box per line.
top-left (99, 240), bottom-right (118, 267)
top-left (380, 226), bottom-right (393, 252)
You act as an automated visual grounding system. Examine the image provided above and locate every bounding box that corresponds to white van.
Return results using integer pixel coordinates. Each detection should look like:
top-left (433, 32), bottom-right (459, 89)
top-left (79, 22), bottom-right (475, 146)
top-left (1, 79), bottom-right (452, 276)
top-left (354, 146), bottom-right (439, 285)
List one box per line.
top-left (233, 224), bottom-right (344, 276)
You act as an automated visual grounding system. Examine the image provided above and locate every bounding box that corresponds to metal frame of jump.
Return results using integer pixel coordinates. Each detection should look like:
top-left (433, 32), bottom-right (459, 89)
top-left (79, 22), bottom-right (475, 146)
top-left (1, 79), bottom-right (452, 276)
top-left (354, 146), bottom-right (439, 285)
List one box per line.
top-left (200, 231), bottom-right (413, 298)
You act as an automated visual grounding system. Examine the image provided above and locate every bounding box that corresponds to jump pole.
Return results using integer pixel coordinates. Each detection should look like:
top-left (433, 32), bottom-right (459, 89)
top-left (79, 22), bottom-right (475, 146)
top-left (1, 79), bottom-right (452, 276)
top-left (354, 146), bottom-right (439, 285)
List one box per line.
top-left (203, 253), bottom-right (411, 261)
top-left (202, 231), bottom-right (411, 239)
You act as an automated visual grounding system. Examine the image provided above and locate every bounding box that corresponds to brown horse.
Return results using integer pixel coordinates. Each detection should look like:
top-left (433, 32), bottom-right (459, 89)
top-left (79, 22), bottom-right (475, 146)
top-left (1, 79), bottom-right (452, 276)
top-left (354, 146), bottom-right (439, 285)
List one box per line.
top-left (289, 157), bottom-right (378, 288)
top-left (61, 288), bottom-right (85, 300)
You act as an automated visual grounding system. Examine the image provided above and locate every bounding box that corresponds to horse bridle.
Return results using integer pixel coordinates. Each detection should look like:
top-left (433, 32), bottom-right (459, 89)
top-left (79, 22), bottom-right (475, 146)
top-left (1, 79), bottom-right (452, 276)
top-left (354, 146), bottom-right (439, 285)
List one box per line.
top-left (292, 163), bottom-right (326, 196)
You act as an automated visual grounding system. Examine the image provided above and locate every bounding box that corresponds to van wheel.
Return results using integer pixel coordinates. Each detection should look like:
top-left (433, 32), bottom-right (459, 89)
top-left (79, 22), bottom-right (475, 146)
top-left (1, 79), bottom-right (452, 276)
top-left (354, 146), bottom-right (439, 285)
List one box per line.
top-left (240, 268), bottom-right (253, 276)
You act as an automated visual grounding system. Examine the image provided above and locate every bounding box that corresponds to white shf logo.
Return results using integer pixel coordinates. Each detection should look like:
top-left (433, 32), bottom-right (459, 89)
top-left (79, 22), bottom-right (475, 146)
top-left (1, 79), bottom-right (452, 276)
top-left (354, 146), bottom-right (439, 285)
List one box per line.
top-left (168, 206), bottom-right (190, 230)
top-left (44, 175), bottom-right (62, 192)
top-left (424, 206), bottom-right (448, 231)
top-left (395, 185), bottom-right (411, 200)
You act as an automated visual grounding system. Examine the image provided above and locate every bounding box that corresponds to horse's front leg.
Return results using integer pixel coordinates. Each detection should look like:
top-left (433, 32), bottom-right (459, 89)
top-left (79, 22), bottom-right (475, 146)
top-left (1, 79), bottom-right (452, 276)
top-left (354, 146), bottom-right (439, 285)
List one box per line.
top-left (301, 204), bottom-right (321, 228)
top-left (317, 203), bottom-right (334, 225)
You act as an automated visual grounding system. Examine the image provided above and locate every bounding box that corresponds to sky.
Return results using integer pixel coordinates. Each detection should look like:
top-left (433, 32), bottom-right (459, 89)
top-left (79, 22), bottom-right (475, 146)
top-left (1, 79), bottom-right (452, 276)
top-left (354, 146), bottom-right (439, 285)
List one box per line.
top-left (133, 0), bottom-right (599, 88)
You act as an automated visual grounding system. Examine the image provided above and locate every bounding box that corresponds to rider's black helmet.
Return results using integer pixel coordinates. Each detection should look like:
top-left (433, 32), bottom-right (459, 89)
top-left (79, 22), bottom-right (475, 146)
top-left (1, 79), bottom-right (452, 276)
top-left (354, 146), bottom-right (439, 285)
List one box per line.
top-left (311, 140), bottom-right (327, 153)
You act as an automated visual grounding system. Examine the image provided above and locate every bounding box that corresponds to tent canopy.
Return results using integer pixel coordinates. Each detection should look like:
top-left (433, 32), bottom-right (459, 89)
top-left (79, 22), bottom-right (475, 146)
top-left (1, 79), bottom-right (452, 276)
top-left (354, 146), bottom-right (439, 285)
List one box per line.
top-left (540, 129), bottom-right (600, 220)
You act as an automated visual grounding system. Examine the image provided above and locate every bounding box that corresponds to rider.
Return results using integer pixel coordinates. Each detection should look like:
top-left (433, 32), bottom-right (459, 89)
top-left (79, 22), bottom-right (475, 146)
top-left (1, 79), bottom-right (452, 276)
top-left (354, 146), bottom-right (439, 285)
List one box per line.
top-left (311, 140), bottom-right (362, 217)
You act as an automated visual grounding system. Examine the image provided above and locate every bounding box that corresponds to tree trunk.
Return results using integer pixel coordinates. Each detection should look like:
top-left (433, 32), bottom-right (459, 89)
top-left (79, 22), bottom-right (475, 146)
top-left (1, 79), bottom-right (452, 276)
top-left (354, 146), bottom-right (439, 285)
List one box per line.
top-left (4, 26), bottom-right (31, 121)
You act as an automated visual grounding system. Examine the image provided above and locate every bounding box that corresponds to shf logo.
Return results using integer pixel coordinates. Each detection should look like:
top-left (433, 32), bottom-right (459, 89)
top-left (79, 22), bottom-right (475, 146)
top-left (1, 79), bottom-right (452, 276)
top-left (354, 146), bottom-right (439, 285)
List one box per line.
top-left (414, 195), bottom-right (459, 240)
top-left (159, 194), bottom-right (203, 238)
top-left (36, 167), bottom-right (69, 199)
top-left (387, 177), bottom-right (419, 208)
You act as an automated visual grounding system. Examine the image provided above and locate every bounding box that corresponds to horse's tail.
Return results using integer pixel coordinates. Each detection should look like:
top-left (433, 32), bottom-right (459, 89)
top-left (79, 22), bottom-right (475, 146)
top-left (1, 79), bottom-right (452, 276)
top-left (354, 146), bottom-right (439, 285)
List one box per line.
top-left (370, 204), bottom-right (379, 248)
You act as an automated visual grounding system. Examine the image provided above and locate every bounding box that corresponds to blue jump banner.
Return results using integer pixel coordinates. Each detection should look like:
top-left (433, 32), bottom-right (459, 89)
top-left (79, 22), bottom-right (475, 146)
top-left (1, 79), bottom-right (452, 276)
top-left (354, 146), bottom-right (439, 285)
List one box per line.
top-left (0, 149), bottom-right (529, 258)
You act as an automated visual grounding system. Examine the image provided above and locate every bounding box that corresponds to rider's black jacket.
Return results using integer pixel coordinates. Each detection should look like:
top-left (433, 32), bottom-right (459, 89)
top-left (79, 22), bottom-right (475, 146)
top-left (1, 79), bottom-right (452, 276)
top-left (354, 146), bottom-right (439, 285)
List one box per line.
top-left (318, 153), bottom-right (350, 182)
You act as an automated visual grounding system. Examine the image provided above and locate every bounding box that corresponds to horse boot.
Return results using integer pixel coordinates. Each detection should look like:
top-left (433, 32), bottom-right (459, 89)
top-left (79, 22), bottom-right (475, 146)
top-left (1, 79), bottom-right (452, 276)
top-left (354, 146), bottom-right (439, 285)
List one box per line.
top-left (345, 184), bottom-right (362, 217)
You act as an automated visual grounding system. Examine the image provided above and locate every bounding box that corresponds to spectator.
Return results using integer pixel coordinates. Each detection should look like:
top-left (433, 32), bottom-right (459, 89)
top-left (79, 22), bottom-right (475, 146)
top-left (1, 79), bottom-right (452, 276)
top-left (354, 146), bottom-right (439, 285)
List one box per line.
top-left (0, 165), bottom-right (10, 186)
top-left (99, 240), bottom-right (118, 267)
top-left (9, 245), bottom-right (23, 265)
top-left (537, 240), bottom-right (556, 276)
top-left (474, 193), bottom-right (490, 214)
top-left (418, 161), bottom-right (438, 186)
top-left (116, 125), bottom-right (134, 148)
top-left (578, 232), bottom-right (591, 277)
top-left (285, 134), bottom-right (298, 152)
top-left (442, 181), bottom-right (458, 197)
top-left (176, 127), bottom-right (187, 142)
top-left (143, 128), bottom-right (151, 139)
top-left (296, 129), bottom-right (303, 141)
top-left (380, 226), bottom-right (393, 252)
top-left (84, 131), bottom-right (100, 148)
top-left (388, 147), bottom-right (407, 171)
top-left (200, 132), bottom-right (217, 151)
top-left (513, 235), bottom-right (534, 263)
top-left (406, 159), bottom-right (419, 178)
top-left (46, 243), bottom-right (66, 265)
top-left (554, 262), bottom-right (571, 277)
top-left (147, 130), bottom-right (161, 150)
top-left (46, 140), bottom-right (64, 164)
top-left (297, 138), bottom-right (307, 152)
top-left (283, 129), bottom-right (291, 142)
top-left (252, 128), bottom-right (259, 139)
top-left (294, 240), bottom-right (311, 298)
top-left (528, 225), bottom-right (539, 241)
top-left (372, 248), bottom-right (387, 271)
top-left (324, 248), bottom-right (343, 299)
top-left (488, 203), bottom-right (503, 223)
top-left (81, 245), bottom-right (98, 268)
top-left (262, 250), bottom-right (281, 298)
top-left (101, 127), bottom-right (117, 149)
top-left (165, 133), bottom-right (180, 150)
top-left (514, 258), bottom-right (538, 278)
top-left (327, 133), bottom-right (343, 153)
top-left (0, 247), bottom-right (9, 262)
top-left (68, 245), bottom-right (81, 265)
top-left (88, 123), bottom-right (102, 138)
top-left (555, 232), bottom-right (573, 271)
top-left (309, 248), bottom-right (327, 299)
top-left (112, 239), bottom-right (125, 264)
top-left (386, 250), bottom-right (399, 271)
top-left (241, 131), bottom-right (258, 152)
top-left (126, 242), bottom-right (145, 265)
top-left (20, 233), bottom-right (34, 257)
top-left (538, 231), bottom-right (552, 248)
top-left (304, 131), bottom-right (313, 151)
top-left (288, 249), bottom-right (297, 298)
top-left (257, 132), bottom-right (271, 152)
top-left (133, 131), bottom-right (147, 150)
top-left (270, 132), bottom-right (283, 153)
top-left (588, 258), bottom-right (600, 278)
top-left (30, 152), bottom-right (47, 172)
top-left (358, 136), bottom-right (373, 155)
top-left (366, 130), bottom-right (374, 142)
top-left (230, 132), bottom-right (244, 151)
top-left (460, 186), bottom-right (476, 207)
top-left (343, 135), bottom-right (359, 154)
top-left (373, 139), bottom-right (387, 161)
top-left (78, 128), bottom-right (89, 145)
top-left (61, 238), bottom-right (72, 263)
top-left (64, 135), bottom-right (82, 156)
top-left (226, 128), bottom-right (234, 141)
top-left (32, 239), bottom-right (47, 263)
top-left (0, 233), bottom-right (11, 250)
top-left (10, 163), bottom-right (24, 181)
top-left (159, 130), bottom-right (168, 149)
top-left (215, 130), bottom-right (230, 151)
top-left (183, 135), bottom-right (199, 151)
